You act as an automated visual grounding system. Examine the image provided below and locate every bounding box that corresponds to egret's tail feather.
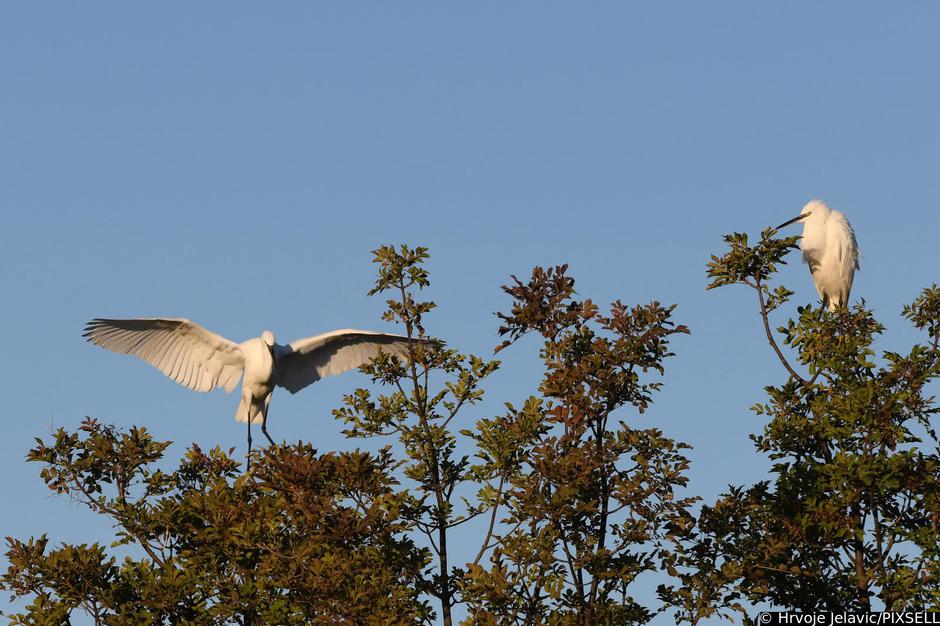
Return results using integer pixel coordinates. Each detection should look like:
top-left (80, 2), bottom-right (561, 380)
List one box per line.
top-left (235, 396), bottom-right (263, 424)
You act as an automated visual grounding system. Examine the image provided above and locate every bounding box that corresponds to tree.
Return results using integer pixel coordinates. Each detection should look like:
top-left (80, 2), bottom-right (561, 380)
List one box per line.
top-left (460, 265), bottom-right (695, 625)
top-left (665, 229), bottom-right (940, 620)
top-left (2, 420), bottom-right (431, 624)
top-left (334, 244), bottom-right (500, 626)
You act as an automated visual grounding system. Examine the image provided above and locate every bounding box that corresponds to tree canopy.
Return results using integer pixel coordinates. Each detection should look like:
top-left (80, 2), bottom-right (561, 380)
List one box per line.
top-left (3, 240), bottom-right (938, 624)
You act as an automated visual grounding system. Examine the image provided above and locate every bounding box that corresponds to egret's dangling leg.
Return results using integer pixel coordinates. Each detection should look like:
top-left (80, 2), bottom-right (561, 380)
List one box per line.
top-left (260, 394), bottom-right (274, 446)
top-left (245, 393), bottom-right (261, 470)
top-left (246, 417), bottom-right (253, 470)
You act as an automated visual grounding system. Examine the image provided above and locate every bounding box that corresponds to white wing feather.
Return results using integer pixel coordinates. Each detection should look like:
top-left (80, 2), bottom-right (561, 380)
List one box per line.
top-left (830, 210), bottom-right (860, 279)
top-left (829, 211), bottom-right (860, 308)
top-left (275, 329), bottom-right (413, 394)
top-left (83, 318), bottom-right (245, 393)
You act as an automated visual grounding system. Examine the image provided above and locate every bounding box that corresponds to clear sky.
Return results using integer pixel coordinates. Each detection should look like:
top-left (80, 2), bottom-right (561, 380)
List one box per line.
top-left (2, 3), bottom-right (939, 622)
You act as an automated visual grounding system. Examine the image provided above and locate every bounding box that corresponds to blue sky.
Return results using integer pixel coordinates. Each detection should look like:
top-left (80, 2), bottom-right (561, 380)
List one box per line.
top-left (2, 3), bottom-right (939, 622)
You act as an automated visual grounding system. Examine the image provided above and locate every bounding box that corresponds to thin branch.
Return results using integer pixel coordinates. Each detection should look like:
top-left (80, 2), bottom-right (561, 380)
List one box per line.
top-left (440, 389), bottom-right (470, 431)
top-left (70, 479), bottom-right (165, 567)
top-left (445, 509), bottom-right (484, 530)
top-left (755, 278), bottom-right (806, 384)
top-left (393, 378), bottom-right (423, 417)
top-left (558, 526), bottom-right (585, 610)
top-left (472, 474), bottom-right (507, 566)
top-left (421, 527), bottom-right (441, 557)
top-left (487, 520), bottom-right (525, 550)
top-left (753, 563), bottom-right (816, 578)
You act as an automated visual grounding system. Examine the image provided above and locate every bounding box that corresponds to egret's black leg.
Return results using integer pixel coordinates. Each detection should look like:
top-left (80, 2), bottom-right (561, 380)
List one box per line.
top-left (260, 394), bottom-right (274, 446)
top-left (246, 415), bottom-right (253, 471)
top-left (261, 412), bottom-right (274, 446)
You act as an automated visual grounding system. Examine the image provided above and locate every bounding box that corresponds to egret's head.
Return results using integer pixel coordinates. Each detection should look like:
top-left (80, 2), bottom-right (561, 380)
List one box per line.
top-left (776, 199), bottom-right (830, 230)
top-left (261, 330), bottom-right (276, 346)
top-left (800, 199), bottom-right (830, 220)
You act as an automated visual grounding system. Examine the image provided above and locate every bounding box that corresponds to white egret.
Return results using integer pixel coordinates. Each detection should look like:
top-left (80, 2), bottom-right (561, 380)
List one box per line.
top-left (83, 318), bottom-right (414, 449)
top-left (776, 200), bottom-right (860, 311)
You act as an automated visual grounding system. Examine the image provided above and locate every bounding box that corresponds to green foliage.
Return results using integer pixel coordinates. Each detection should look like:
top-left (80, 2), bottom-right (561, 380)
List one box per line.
top-left (4, 247), bottom-right (698, 625)
top-left (666, 229), bottom-right (940, 621)
top-left (903, 284), bottom-right (940, 348)
top-left (14, 235), bottom-right (934, 624)
top-left (3, 419), bottom-right (431, 625)
top-left (461, 265), bottom-right (695, 625)
top-left (706, 229), bottom-right (800, 313)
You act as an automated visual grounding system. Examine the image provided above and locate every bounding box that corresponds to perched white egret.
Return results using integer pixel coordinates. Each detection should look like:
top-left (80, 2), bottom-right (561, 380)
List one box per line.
top-left (83, 318), bottom-right (414, 448)
top-left (776, 199), bottom-right (860, 311)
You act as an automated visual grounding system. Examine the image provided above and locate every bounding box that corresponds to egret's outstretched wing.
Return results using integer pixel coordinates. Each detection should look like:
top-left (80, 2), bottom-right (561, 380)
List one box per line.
top-left (83, 318), bottom-right (244, 393)
top-left (276, 329), bottom-right (413, 394)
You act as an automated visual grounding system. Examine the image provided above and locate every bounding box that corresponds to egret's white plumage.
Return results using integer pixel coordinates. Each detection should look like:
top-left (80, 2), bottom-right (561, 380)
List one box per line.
top-left (83, 318), bottom-right (414, 442)
top-left (777, 200), bottom-right (860, 311)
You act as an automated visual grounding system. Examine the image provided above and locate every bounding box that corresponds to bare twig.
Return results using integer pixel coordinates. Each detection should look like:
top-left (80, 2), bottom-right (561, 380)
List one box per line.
top-left (472, 474), bottom-right (507, 566)
top-left (755, 278), bottom-right (806, 384)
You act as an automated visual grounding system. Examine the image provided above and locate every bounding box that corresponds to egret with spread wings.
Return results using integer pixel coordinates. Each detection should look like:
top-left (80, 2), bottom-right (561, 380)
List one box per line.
top-left (776, 199), bottom-right (860, 312)
top-left (83, 318), bottom-right (413, 449)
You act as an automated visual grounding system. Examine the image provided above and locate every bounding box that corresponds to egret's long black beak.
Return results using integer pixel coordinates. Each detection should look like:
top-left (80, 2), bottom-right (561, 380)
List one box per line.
top-left (775, 215), bottom-right (804, 230)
